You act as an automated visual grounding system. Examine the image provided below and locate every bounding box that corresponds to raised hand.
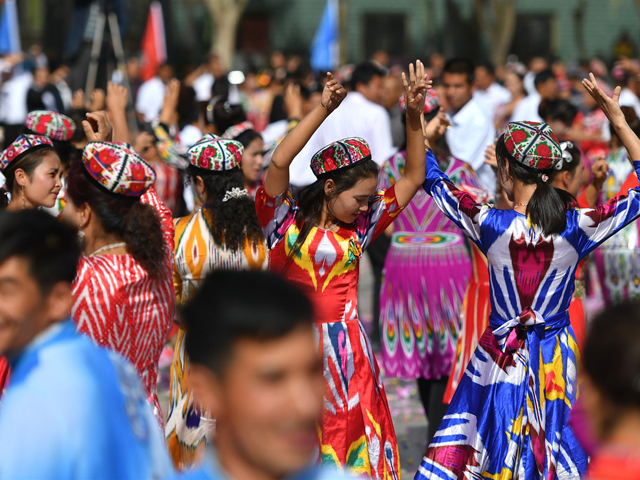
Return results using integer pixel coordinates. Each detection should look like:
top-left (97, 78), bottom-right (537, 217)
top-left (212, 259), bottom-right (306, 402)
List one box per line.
top-left (72, 89), bottom-right (85, 110)
top-left (89, 88), bottom-right (106, 112)
top-left (583, 72), bottom-right (624, 126)
top-left (424, 110), bottom-right (450, 144)
top-left (284, 82), bottom-right (304, 120)
top-left (82, 111), bottom-right (113, 143)
top-left (402, 60), bottom-right (432, 119)
top-left (320, 72), bottom-right (347, 114)
top-left (484, 143), bottom-right (498, 168)
top-left (591, 155), bottom-right (610, 189)
top-left (106, 82), bottom-right (129, 114)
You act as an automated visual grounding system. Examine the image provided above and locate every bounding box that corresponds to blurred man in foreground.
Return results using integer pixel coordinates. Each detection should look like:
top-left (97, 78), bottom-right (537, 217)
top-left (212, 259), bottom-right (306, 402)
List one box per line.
top-left (0, 210), bottom-right (171, 480)
top-left (178, 270), bottom-right (354, 480)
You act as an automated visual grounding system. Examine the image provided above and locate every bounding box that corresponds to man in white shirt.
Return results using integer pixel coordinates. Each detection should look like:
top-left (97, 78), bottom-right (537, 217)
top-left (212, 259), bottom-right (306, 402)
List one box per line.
top-left (442, 58), bottom-right (496, 194)
top-left (473, 62), bottom-right (512, 123)
top-left (289, 62), bottom-right (395, 187)
top-left (511, 69), bottom-right (557, 124)
top-left (0, 63), bottom-right (33, 146)
top-left (135, 63), bottom-right (174, 123)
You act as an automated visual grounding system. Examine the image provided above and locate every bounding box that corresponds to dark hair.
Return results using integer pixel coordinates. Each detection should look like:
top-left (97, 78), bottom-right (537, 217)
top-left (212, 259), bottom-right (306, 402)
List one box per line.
top-left (538, 99), bottom-right (578, 127)
top-left (234, 129), bottom-right (262, 149)
top-left (205, 97), bottom-right (246, 133)
top-left (496, 135), bottom-right (574, 236)
top-left (584, 301), bottom-right (640, 431)
top-left (183, 270), bottom-right (314, 376)
top-left (443, 58), bottom-right (475, 84)
top-left (65, 160), bottom-right (165, 280)
top-left (534, 69), bottom-right (555, 86)
top-left (610, 106), bottom-right (640, 142)
top-left (0, 147), bottom-right (56, 208)
top-left (186, 165), bottom-right (264, 251)
top-left (476, 62), bottom-right (495, 77)
top-left (286, 160), bottom-right (379, 269)
top-left (0, 209), bottom-right (80, 295)
top-left (350, 61), bottom-right (386, 91)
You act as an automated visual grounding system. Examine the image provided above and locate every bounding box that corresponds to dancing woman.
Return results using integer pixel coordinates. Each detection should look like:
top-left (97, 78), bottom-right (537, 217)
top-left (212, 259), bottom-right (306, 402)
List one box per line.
top-left (65, 140), bottom-right (175, 428)
top-left (415, 74), bottom-right (640, 479)
top-left (166, 133), bottom-right (267, 468)
top-left (256, 62), bottom-right (430, 477)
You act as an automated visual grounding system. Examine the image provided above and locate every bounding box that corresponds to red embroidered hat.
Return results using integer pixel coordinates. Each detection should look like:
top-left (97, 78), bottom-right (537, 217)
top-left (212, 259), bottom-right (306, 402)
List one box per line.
top-left (25, 110), bottom-right (76, 141)
top-left (187, 134), bottom-right (244, 171)
top-left (0, 134), bottom-right (54, 171)
top-left (503, 121), bottom-right (562, 170)
top-left (311, 137), bottom-right (372, 177)
top-left (222, 121), bottom-right (255, 140)
top-left (82, 142), bottom-right (156, 197)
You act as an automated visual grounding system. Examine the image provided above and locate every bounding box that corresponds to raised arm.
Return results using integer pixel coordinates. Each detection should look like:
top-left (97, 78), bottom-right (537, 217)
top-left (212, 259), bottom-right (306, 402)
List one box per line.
top-left (393, 60), bottom-right (431, 207)
top-left (159, 79), bottom-right (180, 127)
top-left (264, 73), bottom-right (346, 197)
top-left (106, 82), bottom-right (131, 144)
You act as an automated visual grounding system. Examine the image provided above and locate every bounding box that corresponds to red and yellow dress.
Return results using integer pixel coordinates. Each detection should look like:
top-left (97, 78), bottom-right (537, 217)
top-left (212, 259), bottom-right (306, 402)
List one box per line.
top-left (256, 184), bottom-right (403, 479)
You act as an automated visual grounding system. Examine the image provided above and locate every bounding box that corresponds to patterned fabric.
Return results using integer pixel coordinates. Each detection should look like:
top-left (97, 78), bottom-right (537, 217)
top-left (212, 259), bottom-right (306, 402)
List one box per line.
top-left (398, 89), bottom-right (440, 114)
top-left (166, 208), bottom-right (268, 469)
top-left (0, 134), bottom-right (53, 171)
top-left (25, 110), bottom-right (76, 141)
top-left (71, 189), bottom-right (175, 427)
top-left (310, 137), bottom-right (371, 177)
top-left (156, 140), bottom-right (189, 170)
top-left (379, 152), bottom-right (482, 380)
top-left (83, 142), bottom-right (156, 196)
top-left (222, 120), bottom-right (255, 140)
top-left (504, 121), bottom-right (562, 170)
top-left (256, 183), bottom-right (403, 479)
top-left (415, 150), bottom-right (640, 479)
top-left (187, 134), bottom-right (244, 171)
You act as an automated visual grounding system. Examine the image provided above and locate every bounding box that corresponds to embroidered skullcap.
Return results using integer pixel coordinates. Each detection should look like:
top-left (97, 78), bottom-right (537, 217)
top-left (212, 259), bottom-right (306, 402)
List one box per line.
top-left (156, 140), bottom-right (189, 170)
top-left (187, 134), bottom-right (244, 171)
top-left (0, 134), bottom-right (53, 171)
top-left (25, 110), bottom-right (76, 141)
top-left (82, 142), bottom-right (155, 197)
top-left (503, 121), bottom-right (562, 170)
top-left (398, 89), bottom-right (440, 115)
top-left (222, 121), bottom-right (255, 140)
top-left (311, 137), bottom-right (372, 177)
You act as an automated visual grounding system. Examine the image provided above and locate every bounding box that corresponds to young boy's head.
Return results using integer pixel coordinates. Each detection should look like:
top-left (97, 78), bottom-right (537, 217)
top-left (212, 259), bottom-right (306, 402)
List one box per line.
top-left (184, 270), bottom-right (322, 479)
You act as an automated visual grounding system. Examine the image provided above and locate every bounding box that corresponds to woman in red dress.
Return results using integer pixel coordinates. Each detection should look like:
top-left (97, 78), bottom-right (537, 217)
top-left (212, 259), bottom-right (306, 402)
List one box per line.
top-left (64, 140), bottom-right (175, 427)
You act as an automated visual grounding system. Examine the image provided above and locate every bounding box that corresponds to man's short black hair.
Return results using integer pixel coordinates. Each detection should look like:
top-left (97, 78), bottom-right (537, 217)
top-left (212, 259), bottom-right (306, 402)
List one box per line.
top-left (0, 210), bottom-right (80, 295)
top-left (538, 99), bottom-right (578, 126)
top-left (534, 69), bottom-right (556, 86)
top-left (443, 58), bottom-right (475, 84)
top-left (183, 270), bottom-right (314, 376)
top-left (350, 61), bottom-right (386, 91)
top-left (476, 62), bottom-right (495, 77)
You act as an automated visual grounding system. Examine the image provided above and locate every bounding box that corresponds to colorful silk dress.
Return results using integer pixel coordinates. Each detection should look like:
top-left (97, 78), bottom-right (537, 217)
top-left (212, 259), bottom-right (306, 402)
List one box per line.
top-left (71, 188), bottom-right (175, 428)
top-left (379, 152), bottom-right (479, 379)
top-left (415, 150), bottom-right (640, 480)
top-left (256, 184), bottom-right (402, 479)
top-left (166, 207), bottom-right (268, 469)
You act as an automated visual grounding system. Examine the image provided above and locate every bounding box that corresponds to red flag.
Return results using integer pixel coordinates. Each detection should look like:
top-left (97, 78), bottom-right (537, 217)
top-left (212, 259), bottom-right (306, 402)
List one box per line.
top-left (140, 1), bottom-right (167, 82)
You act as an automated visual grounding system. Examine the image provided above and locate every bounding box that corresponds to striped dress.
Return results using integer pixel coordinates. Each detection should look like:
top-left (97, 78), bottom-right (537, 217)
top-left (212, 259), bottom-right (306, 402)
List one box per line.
top-left (71, 188), bottom-right (175, 428)
top-left (165, 208), bottom-right (267, 469)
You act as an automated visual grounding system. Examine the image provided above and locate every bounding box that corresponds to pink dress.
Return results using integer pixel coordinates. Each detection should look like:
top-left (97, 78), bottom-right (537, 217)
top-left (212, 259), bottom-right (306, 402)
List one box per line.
top-left (71, 188), bottom-right (175, 427)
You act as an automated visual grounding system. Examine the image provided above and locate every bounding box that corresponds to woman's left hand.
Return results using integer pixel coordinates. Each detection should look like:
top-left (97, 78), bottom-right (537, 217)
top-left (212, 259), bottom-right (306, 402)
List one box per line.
top-left (402, 60), bottom-right (432, 120)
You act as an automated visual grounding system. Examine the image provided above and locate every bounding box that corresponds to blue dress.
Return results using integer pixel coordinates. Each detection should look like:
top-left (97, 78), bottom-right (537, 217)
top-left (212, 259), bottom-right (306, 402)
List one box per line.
top-left (414, 150), bottom-right (640, 479)
top-left (0, 320), bottom-right (172, 480)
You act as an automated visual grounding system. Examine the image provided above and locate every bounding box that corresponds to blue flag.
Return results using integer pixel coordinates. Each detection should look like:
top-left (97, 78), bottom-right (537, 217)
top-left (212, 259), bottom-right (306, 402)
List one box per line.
top-left (310, 0), bottom-right (339, 72)
top-left (0, 0), bottom-right (21, 55)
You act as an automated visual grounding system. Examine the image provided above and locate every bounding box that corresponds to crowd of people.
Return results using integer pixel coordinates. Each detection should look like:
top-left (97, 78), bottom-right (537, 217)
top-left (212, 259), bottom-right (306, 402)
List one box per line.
top-left (2, 41), bottom-right (640, 480)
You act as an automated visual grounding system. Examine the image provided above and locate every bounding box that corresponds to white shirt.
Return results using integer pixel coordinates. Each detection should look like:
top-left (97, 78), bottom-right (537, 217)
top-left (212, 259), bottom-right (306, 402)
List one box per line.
top-left (445, 98), bottom-right (496, 194)
top-left (179, 124), bottom-right (203, 148)
top-left (192, 72), bottom-right (215, 102)
top-left (510, 92), bottom-right (543, 123)
top-left (523, 71), bottom-right (537, 96)
top-left (135, 77), bottom-right (166, 123)
top-left (0, 70), bottom-right (32, 125)
top-left (289, 92), bottom-right (396, 187)
top-left (473, 82), bottom-right (512, 122)
top-left (619, 87), bottom-right (640, 117)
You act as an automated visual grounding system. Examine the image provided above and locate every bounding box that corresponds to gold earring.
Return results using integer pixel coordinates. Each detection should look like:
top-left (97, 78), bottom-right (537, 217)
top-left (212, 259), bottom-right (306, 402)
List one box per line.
top-left (21, 185), bottom-right (25, 210)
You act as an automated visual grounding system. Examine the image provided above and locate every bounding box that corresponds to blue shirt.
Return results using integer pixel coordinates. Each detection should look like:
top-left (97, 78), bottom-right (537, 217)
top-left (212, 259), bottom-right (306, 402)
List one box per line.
top-left (0, 320), bottom-right (173, 480)
top-left (178, 448), bottom-right (358, 480)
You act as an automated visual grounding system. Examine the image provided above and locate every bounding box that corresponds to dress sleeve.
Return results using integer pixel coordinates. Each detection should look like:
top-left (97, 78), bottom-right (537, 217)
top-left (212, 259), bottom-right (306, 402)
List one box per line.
top-left (422, 149), bottom-right (491, 249)
top-left (255, 186), bottom-right (299, 249)
top-left (577, 160), bottom-right (640, 256)
top-left (354, 184), bottom-right (404, 250)
top-left (141, 187), bottom-right (175, 271)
